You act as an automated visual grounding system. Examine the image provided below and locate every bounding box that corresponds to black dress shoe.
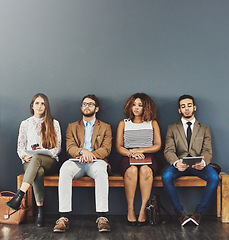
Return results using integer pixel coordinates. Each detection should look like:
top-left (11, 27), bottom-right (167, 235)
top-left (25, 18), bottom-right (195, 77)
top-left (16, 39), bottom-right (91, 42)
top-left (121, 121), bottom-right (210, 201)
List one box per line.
top-left (137, 219), bottom-right (148, 226)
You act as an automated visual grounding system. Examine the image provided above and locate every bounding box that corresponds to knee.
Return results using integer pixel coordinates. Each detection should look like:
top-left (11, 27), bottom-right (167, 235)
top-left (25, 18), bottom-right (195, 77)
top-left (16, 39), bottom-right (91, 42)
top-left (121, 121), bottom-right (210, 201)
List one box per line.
top-left (59, 161), bottom-right (74, 177)
top-left (94, 162), bottom-right (108, 177)
top-left (208, 170), bottom-right (219, 186)
top-left (162, 168), bottom-right (173, 184)
top-left (36, 167), bottom-right (45, 178)
top-left (30, 154), bottom-right (41, 164)
top-left (125, 166), bottom-right (138, 180)
top-left (139, 165), bottom-right (153, 180)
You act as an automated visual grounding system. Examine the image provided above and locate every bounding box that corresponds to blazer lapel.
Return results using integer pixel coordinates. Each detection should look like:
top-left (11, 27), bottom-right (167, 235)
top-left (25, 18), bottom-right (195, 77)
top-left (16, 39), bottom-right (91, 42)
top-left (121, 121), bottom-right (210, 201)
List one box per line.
top-left (189, 120), bottom-right (200, 148)
top-left (176, 121), bottom-right (188, 148)
top-left (92, 119), bottom-right (100, 148)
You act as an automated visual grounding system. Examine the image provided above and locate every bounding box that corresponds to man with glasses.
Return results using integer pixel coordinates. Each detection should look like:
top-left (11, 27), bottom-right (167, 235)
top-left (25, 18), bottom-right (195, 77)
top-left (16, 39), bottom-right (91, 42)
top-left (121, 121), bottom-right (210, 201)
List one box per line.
top-left (54, 94), bottom-right (112, 233)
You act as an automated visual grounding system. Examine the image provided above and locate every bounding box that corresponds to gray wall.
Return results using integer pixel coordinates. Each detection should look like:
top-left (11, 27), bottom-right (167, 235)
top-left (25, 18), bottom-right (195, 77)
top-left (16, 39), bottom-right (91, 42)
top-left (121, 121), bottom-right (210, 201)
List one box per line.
top-left (0, 0), bottom-right (229, 215)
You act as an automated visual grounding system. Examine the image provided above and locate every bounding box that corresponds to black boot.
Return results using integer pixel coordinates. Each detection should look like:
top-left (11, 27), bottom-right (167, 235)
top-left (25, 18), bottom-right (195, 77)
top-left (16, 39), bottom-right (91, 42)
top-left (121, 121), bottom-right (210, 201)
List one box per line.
top-left (6, 190), bottom-right (25, 211)
top-left (35, 206), bottom-right (44, 227)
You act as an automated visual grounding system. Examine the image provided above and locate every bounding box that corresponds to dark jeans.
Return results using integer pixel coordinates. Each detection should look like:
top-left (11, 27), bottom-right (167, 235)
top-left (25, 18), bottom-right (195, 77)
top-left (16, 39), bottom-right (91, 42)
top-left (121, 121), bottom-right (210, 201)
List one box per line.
top-left (162, 165), bottom-right (219, 213)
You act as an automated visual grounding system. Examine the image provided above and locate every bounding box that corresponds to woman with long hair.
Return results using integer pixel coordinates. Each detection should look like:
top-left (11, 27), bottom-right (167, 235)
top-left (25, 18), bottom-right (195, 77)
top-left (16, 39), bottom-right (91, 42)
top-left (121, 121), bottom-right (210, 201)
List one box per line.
top-left (116, 93), bottom-right (161, 226)
top-left (6, 93), bottom-right (61, 227)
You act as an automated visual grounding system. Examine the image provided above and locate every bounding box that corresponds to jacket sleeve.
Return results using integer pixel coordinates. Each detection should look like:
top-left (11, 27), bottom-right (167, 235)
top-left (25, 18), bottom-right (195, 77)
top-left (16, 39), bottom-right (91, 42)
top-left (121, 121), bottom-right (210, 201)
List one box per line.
top-left (66, 123), bottom-right (83, 158)
top-left (200, 125), bottom-right (212, 165)
top-left (92, 124), bottom-right (112, 160)
top-left (164, 125), bottom-right (179, 165)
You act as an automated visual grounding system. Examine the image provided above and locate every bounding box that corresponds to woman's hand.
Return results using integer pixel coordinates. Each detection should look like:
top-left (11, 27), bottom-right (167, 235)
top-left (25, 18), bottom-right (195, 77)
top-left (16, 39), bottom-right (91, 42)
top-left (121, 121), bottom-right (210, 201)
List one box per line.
top-left (130, 150), bottom-right (145, 159)
top-left (23, 155), bottom-right (33, 162)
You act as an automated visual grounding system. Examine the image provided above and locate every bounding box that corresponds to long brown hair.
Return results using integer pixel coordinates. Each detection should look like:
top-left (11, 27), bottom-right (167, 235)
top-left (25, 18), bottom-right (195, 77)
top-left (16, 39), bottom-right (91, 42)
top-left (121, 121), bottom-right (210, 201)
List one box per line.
top-left (123, 93), bottom-right (157, 121)
top-left (30, 93), bottom-right (57, 149)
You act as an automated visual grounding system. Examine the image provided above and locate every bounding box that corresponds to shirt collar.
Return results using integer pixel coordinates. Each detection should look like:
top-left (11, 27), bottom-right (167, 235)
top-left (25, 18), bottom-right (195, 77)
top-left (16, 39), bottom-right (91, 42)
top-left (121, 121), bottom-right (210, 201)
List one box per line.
top-left (181, 117), bottom-right (196, 125)
top-left (32, 116), bottom-right (44, 122)
top-left (83, 118), bottom-right (96, 127)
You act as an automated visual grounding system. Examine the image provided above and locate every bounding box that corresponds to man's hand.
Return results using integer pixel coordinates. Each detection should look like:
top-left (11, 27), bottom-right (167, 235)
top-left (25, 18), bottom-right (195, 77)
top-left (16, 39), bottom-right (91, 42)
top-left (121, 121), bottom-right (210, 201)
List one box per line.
top-left (192, 160), bottom-right (205, 170)
top-left (79, 149), bottom-right (96, 163)
top-left (176, 159), bottom-right (189, 172)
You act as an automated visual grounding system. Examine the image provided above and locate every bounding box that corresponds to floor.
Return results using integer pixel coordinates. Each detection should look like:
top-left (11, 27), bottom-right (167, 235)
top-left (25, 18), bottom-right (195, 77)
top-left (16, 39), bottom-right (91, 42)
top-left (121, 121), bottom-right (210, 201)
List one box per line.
top-left (0, 214), bottom-right (229, 240)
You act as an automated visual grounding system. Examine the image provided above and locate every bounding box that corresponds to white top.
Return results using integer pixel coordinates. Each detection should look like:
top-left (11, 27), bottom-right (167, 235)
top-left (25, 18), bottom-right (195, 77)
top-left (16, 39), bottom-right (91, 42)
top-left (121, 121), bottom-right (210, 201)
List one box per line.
top-left (17, 116), bottom-right (61, 163)
top-left (123, 119), bottom-right (153, 149)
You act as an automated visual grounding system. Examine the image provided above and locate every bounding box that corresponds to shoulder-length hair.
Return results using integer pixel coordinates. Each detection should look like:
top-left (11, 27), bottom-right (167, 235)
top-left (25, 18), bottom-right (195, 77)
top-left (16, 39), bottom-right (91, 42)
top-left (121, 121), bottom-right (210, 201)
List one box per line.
top-left (30, 93), bottom-right (57, 149)
top-left (123, 93), bottom-right (157, 122)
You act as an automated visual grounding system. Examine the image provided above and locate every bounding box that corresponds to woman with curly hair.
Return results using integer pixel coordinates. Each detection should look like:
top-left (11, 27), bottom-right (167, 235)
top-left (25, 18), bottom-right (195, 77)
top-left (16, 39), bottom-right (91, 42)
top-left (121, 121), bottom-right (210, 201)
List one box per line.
top-left (116, 93), bottom-right (161, 226)
top-left (6, 93), bottom-right (61, 227)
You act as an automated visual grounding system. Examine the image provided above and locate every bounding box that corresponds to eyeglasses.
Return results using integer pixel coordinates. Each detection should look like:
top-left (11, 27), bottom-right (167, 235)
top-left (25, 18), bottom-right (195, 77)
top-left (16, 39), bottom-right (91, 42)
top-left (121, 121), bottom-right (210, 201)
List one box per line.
top-left (81, 102), bottom-right (96, 107)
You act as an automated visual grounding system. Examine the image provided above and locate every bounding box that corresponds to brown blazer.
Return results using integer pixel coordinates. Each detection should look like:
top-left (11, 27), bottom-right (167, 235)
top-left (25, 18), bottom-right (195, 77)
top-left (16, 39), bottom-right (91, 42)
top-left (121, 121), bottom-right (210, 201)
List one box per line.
top-left (164, 120), bottom-right (212, 165)
top-left (66, 119), bottom-right (112, 163)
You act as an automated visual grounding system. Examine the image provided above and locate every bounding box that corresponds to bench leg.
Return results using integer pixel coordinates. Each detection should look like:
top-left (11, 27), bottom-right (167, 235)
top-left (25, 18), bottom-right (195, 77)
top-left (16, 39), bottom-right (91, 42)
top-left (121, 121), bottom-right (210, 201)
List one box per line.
top-left (217, 184), bottom-right (221, 218)
top-left (221, 173), bottom-right (229, 223)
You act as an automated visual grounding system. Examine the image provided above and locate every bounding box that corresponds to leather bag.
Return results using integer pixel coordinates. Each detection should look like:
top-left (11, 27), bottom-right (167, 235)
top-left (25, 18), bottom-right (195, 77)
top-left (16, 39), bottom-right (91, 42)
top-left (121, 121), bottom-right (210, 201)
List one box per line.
top-left (146, 194), bottom-right (160, 225)
top-left (146, 194), bottom-right (171, 226)
top-left (0, 191), bottom-right (28, 224)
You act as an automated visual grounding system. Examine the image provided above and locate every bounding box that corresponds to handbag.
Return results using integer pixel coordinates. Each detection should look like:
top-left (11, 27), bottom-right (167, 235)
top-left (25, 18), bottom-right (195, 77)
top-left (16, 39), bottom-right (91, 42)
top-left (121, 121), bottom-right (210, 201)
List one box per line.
top-left (146, 194), bottom-right (171, 226)
top-left (0, 191), bottom-right (28, 224)
top-left (146, 194), bottom-right (160, 225)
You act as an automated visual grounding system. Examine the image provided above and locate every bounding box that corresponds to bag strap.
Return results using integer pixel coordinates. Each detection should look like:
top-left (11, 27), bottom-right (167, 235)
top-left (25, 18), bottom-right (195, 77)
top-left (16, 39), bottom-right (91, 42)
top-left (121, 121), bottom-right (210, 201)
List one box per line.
top-left (6, 205), bottom-right (30, 216)
top-left (4, 205), bottom-right (30, 219)
top-left (0, 191), bottom-right (30, 211)
top-left (7, 209), bottom-right (18, 217)
top-left (0, 191), bottom-right (16, 196)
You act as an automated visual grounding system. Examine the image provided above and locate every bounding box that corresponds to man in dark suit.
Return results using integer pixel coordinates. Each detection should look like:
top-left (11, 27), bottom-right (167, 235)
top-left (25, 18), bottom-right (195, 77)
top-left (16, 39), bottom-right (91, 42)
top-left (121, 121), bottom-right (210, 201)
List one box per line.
top-left (53, 94), bottom-right (112, 233)
top-left (162, 94), bottom-right (219, 226)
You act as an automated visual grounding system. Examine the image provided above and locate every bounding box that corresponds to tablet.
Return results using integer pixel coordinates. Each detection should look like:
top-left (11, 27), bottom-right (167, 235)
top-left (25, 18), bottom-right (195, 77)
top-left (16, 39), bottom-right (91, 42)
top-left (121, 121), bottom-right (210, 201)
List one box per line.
top-left (182, 156), bottom-right (203, 167)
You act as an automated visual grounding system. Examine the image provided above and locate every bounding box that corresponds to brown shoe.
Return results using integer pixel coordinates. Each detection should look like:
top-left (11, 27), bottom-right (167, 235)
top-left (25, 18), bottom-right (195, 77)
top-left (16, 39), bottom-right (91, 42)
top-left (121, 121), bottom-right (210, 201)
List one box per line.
top-left (96, 217), bottom-right (111, 232)
top-left (178, 211), bottom-right (190, 226)
top-left (53, 217), bottom-right (69, 233)
top-left (190, 211), bottom-right (202, 226)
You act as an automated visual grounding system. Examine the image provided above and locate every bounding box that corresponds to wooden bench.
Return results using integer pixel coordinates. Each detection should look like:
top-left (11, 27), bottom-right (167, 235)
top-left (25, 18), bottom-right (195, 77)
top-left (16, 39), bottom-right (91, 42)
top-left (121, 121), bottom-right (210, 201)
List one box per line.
top-left (17, 172), bottom-right (229, 223)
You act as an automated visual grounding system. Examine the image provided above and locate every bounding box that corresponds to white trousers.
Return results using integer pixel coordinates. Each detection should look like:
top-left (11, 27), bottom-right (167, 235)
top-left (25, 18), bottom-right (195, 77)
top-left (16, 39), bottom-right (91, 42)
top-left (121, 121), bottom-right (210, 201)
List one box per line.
top-left (58, 160), bottom-right (109, 213)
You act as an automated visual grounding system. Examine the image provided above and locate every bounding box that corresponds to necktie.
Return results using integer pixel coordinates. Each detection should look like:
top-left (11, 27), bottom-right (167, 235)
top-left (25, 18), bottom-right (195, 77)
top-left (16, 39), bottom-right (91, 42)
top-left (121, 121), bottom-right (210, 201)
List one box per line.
top-left (186, 122), bottom-right (192, 147)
